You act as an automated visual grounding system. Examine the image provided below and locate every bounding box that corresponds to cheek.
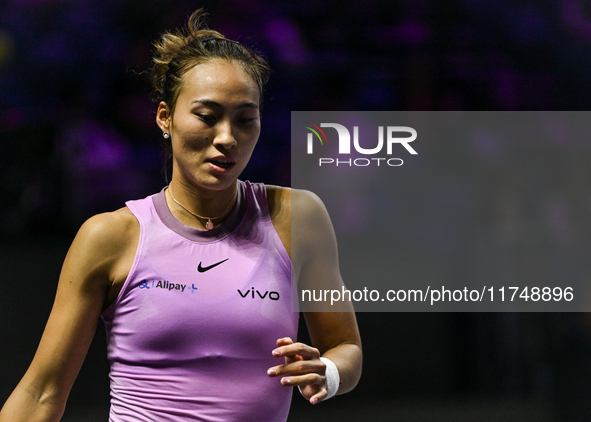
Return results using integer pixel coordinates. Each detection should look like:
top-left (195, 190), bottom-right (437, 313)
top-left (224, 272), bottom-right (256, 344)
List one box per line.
top-left (173, 134), bottom-right (211, 154)
top-left (242, 136), bottom-right (259, 155)
top-left (242, 125), bottom-right (261, 148)
top-left (170, 116), bottom-right (211, 146)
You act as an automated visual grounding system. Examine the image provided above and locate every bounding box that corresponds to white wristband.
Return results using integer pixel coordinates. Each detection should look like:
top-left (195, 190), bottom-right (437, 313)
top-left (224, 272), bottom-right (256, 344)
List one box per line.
top-left (298, 356), bottom-right (340, 401)
top-left (320, 357), bottom-right (340, 399)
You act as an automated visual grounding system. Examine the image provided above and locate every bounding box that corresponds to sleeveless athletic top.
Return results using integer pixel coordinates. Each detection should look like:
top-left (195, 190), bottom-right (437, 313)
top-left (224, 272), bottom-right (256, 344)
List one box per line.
top-left (101, 180), bottom-right (299, 422)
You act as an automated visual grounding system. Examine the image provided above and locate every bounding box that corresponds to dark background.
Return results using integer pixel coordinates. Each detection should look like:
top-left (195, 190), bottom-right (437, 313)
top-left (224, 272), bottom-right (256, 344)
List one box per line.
top-left (1, 0), bottom-right (591, 420)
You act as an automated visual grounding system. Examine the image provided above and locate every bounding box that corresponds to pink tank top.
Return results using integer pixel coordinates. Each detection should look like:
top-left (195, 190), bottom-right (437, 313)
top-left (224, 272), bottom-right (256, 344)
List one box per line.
top-left (101, 180), bottom-right (299, 421)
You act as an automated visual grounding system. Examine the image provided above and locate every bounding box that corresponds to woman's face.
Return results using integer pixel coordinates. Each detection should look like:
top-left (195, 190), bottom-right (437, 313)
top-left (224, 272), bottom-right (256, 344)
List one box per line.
top-left (157, 59), bottom-right (261, 192)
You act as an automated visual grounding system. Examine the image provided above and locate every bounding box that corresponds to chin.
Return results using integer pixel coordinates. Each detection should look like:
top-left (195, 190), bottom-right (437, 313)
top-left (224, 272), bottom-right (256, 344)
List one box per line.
top-left (197, 175), bottom-right (238, 191)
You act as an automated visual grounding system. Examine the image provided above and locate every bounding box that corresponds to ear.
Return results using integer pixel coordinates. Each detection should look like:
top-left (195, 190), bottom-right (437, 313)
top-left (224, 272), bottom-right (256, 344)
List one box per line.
top-left (156, 101), bottom-right (171, 133)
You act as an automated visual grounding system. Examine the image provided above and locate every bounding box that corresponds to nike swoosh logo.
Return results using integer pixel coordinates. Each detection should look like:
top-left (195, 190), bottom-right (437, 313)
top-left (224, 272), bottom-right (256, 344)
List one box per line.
top-left (198, 258), bottom-right (229, 273)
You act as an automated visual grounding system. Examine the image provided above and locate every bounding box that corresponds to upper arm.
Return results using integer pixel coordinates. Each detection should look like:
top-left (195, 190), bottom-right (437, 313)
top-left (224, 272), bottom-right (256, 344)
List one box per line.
top-left (274, 188), bottom-right (361, 351)
top-left (291, 189), bottom-right (343, 298)
top-left (266, 185), bottom-right (343, 283)
top-left (14, 209), bottom-right (137, 410)
top-left (291, 189), bottom-right (362, 390)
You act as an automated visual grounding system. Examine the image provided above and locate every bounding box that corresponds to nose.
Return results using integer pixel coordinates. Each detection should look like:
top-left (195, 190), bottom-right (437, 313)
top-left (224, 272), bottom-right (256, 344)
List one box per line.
top-left (213, 120), bottom-right (237, 150)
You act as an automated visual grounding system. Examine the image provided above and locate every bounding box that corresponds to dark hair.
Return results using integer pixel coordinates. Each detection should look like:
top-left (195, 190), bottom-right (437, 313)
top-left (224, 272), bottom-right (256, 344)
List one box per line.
top-left (150, 9), bottom-right (270, 118)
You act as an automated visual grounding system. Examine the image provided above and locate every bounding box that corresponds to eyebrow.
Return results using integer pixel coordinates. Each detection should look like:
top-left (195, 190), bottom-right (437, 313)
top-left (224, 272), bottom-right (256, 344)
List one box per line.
top-left (192, 99), bottom-right (259, 110)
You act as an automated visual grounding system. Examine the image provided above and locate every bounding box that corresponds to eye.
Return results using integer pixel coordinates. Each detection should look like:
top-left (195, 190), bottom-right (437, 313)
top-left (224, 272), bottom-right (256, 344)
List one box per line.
top-left (236, 112), bottom-right (260, 125)
top-left (196, 113), bottom-right (216, 123)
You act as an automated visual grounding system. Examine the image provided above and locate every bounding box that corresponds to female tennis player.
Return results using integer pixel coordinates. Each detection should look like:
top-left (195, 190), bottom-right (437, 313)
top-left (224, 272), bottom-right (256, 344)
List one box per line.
top-left (0, 9), bottom-right (361, 421)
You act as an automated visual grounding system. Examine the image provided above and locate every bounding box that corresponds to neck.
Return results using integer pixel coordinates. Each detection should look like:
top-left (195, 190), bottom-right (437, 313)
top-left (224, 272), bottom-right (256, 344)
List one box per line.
top-left (167, 178), bottom-right (238, 229)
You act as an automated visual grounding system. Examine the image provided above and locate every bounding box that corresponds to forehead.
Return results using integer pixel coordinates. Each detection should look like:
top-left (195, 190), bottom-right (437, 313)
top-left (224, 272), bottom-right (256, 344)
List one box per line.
top-left (177, 59), bottom-right (260, 105)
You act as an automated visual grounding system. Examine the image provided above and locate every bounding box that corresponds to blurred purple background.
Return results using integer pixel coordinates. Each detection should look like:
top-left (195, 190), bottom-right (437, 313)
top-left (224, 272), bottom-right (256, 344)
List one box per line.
top-left (1, 0), bottom-right (591, 421)
top-left (2, 0), bottom-right (591, 237)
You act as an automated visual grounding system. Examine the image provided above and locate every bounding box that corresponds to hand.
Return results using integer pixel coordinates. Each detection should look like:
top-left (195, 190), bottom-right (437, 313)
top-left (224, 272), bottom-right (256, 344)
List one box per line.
top-left (267, 337), bottom-right (328, 404)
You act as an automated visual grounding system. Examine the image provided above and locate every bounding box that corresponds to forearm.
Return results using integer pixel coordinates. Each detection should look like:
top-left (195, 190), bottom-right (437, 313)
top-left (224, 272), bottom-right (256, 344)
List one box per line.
top-left (321, 342), bottom-right (362, 395)
top-left (0, 383), bottom-right (64, 422)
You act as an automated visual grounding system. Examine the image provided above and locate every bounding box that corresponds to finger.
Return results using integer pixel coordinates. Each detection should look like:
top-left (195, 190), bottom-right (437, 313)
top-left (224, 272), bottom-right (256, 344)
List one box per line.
top-left (276, 337), bottom-right (293, 347)
top-left (272, 342), bottom-right (320, 360)
top-left (298, 383), bottom-right (328, 404)
top-left (268, 358), bottom-right (325, 377)
top-left (309, 389), bottom-right (328, 405)
top-left (279, 372), bottom-right (325, 388)
top-left (273, 338), bottom-right (295, 355)
top-left (272, 338), bottom-right (301, 366)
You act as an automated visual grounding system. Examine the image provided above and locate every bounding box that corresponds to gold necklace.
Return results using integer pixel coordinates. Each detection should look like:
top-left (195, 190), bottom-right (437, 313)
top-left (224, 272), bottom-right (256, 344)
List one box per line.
top-left (168, 185), bottom-right (237, 230)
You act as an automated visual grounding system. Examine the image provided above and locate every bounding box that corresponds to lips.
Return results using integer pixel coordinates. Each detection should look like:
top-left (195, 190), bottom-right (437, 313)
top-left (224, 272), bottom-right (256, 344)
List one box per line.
top-left (207, 156), bottom-right (235, 171)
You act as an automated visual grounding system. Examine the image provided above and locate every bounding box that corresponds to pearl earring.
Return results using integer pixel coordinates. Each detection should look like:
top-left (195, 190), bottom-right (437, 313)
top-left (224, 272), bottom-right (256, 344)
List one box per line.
top-left (163, 132), bottom-right (170, 139)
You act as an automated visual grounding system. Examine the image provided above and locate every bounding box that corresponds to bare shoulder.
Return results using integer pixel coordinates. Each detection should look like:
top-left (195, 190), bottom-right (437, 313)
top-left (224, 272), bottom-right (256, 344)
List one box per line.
top-left (79, 206), bottom-right (138, 239)
top-left (266, 186), bottom-right (336, 270)
top-left (65, 207), bottom-right (139, 298)
top-left (74, 207), bottom-right (138, 256)
top-left (265, 184), bottom-right (291, 220)
top-left (291, 189), bottom-right (337, 262)
top-left (291, 188), bottom-right (329, 218)
top-left (265, 185), bottom-right (327, 221)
